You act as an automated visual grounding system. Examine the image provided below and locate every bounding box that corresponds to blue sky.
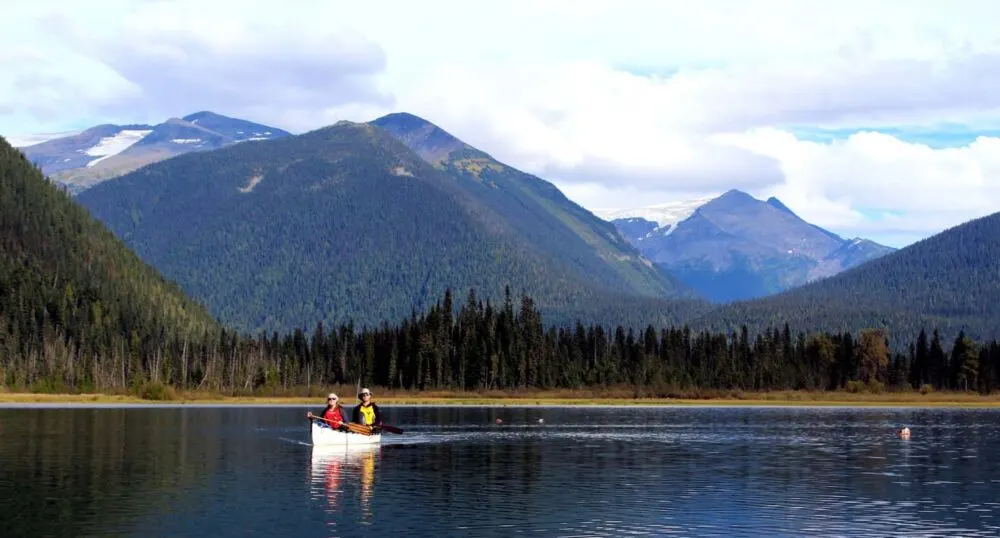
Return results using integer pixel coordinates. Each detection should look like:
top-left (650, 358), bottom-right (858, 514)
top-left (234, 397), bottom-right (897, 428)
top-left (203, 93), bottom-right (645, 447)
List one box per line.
top-left (791, 126), bottom-right (1000, 149)
top-left (3, 0), bottom-right (1000, 248)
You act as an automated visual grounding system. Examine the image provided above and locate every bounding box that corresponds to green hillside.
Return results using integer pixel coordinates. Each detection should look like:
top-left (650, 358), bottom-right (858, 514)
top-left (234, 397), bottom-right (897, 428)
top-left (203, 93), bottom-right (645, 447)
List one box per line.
top-left (370, 113), bottom-right (690, 299)
top-left (693, 211), bottom-right (1000, 342)
top-left (77, 122), bottom-right (700, 333)
top-left (0, 137), bottom-right (217, 391)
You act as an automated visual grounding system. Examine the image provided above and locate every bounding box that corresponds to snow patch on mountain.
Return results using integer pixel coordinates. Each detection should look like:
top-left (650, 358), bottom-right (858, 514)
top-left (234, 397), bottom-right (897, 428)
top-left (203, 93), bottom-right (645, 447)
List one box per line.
top-left (84, 129), bottom-right (152, 167)
top-left (594, 197), bottom-right (715, 234)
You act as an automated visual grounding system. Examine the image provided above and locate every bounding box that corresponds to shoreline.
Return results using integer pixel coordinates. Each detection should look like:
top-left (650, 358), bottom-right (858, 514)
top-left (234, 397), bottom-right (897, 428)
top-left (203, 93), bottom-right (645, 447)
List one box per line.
top-left (2, 390), bottom-right (1000, 407)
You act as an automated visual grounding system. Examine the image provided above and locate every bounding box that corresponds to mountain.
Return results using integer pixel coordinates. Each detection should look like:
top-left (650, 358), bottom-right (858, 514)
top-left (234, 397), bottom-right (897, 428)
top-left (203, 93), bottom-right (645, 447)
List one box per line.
top-left (0, 136), bottom-right (217, 390)
top-left (16, 111), bottom-right (290, 192)
top-left (597, 190), bottom-right (895, 302)
top-left (595, 197), bottom-right (713, 238)
top-left (76, 116), bottom-right (700, 333)
top-left (13, 124), bottom-right (154, 176)
top-left (370, 112), bottom-right (692, 302)
top-left (692, 210), bottom-right (1000, 342)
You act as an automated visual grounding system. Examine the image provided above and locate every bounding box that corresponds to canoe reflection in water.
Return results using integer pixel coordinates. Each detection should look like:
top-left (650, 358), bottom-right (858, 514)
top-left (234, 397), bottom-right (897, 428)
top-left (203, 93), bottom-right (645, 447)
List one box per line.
top-left (309, 444), bottom-right (380, 522)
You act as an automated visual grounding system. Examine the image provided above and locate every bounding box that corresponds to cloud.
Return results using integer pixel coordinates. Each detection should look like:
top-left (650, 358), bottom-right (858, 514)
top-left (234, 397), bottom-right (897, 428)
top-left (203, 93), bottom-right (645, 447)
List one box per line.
top-left (555, 182), bottom-right (722, 214)
top-left (714, 128), bottom-right (1000, 244)
top-left (0, 47), bottom-right (132, 126)
top-left (42, 5), bottom-right (392, 130)
top-left (534, 149), bottom-right (781, 195)
top-left (387, 61), bottom-right (786, 195)
top-left (377, 51), bottom-right (1000, 245)
top-left (680, 52), bottom-right (1000, 131)
top-left (5, 0), bottom-right (1000, 247)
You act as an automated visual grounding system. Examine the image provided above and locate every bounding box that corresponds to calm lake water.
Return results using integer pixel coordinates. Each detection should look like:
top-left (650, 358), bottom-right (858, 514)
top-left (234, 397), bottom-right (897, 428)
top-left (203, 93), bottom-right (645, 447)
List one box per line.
top-left (2, 405), bottom-right (999, 537)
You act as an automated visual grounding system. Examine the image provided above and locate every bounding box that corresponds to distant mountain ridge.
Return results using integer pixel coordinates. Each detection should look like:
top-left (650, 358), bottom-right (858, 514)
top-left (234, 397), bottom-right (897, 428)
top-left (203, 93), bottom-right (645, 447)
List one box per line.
top-left (15, 111), bottom-right (289, 192)
top-left (76, 113), bottom-right (699, 333)
top-left (595, 197), bottom-right (714, 238)
top-left (598, 190), bottom-right (895, 302)
top-left (693, 210), bottom-right (1000, 342)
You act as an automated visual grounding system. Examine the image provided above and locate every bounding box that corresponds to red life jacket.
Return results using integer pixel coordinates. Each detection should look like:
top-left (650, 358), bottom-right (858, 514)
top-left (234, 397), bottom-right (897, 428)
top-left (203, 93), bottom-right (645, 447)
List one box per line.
top-left (323, 406), bottom-right (344, 425)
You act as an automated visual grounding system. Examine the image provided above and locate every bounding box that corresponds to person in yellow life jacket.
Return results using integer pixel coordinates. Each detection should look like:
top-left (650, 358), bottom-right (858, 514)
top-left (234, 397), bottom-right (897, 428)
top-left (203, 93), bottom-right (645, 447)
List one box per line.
top-left (352, 387), bottom-right (382, 433)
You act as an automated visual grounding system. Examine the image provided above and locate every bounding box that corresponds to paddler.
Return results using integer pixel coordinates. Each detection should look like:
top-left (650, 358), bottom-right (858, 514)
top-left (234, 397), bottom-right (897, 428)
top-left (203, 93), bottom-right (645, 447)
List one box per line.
top-left (307, 393), bottom-right (347, 431)
top-left (352, 388), bottom-right (382, 433)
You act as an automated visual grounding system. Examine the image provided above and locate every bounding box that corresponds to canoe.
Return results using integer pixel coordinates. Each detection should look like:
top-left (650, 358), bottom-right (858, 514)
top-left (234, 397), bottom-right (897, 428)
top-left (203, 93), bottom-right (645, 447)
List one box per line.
top-left (311, 421), bottom-right (381, 446)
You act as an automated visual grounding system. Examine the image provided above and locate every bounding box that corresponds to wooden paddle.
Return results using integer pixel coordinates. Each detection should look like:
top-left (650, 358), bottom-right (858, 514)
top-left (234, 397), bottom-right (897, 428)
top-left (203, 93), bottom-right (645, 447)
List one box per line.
top-left (344, 422), bottom-right (375, 435)
top-left (344, 421), bottom-right (406, 435)
top-left (308, 415), bottom-right (346, 429)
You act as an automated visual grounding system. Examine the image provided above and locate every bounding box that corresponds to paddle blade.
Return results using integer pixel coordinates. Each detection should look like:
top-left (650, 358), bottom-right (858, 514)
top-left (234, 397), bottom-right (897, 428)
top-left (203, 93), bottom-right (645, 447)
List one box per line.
top-left (380, 424), bottom-right (404, 435)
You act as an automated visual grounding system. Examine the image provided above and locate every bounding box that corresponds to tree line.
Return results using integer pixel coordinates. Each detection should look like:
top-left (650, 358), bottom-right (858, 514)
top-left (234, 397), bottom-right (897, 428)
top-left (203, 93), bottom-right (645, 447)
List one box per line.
top-left (3, 286), bottom-right (998, 395)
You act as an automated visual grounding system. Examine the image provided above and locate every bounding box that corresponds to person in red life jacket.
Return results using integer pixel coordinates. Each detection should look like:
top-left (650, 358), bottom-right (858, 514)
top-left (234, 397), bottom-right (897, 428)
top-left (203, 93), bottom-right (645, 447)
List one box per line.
top-left (352, 388), bottom-right (382, 433)
top-left (307, 393), bottom-right (347, 431)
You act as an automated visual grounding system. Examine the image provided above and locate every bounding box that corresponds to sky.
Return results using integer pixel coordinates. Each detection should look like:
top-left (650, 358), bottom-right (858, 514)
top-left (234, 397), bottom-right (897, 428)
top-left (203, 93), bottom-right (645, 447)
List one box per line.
top-left (3, 0), bottom-right (1000, 247)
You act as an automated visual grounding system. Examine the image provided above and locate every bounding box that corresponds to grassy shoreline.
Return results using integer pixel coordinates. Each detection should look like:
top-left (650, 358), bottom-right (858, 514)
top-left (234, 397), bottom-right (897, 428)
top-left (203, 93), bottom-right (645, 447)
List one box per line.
top-left (2, 388), bottom-right (1000, 407)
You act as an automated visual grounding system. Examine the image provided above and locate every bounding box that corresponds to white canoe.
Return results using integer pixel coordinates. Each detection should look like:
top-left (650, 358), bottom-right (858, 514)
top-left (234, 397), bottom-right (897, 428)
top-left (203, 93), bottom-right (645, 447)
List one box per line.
top-left (311, 421), bottom-right (381, 446)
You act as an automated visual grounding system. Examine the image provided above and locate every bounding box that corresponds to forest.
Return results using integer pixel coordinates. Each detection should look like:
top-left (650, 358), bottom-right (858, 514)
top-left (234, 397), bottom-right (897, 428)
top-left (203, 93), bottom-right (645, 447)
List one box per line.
top-left (3, 284), bottom-right (998, 397)
top-left (693, 210), bottom-right (1000, 343)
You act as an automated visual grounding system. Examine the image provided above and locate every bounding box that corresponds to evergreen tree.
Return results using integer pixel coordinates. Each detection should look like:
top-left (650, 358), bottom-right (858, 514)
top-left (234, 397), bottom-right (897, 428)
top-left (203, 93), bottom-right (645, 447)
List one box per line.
top-left (929, 330), bottom-right (947, 389)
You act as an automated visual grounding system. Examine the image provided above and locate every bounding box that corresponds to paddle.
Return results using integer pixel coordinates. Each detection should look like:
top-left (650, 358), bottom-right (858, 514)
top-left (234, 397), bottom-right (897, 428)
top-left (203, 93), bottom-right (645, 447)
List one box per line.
top-left (344, 422), bottom-right (374, 435)
top-left (344, 421), bottom-right (405, 435)
top-left (310, 416), bottom-right (367, 435)
top-left (378, 424), bottom-right (404, 435)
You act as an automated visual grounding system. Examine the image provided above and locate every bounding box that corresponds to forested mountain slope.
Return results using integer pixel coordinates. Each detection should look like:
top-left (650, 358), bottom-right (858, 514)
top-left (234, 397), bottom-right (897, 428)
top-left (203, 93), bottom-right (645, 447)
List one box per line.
top-left (692, 211), bottom-right (1000, 341)
top-left (77, 121), bottom-right (701, 333)
top-left (0, 137), bottom-right (218, 390)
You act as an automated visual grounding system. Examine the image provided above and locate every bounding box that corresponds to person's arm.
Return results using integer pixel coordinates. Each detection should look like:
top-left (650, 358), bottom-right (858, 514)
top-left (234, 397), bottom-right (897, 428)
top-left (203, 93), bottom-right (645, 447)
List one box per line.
top-left (310, 407), bottom-right (327, 424)
top-left (335, 407), bottom-right (348, 430)
top-left (374, 404), bottom-right (383, 426)
top-left (352, 405), bottom-right (361, 423)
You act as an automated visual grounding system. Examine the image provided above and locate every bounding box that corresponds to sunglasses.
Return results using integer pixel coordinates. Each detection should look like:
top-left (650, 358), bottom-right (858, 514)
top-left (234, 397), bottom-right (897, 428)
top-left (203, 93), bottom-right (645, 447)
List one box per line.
top-left (328, 398), bottom-right (337, 401)
top-left (360, 393), bottom-right (371, 397)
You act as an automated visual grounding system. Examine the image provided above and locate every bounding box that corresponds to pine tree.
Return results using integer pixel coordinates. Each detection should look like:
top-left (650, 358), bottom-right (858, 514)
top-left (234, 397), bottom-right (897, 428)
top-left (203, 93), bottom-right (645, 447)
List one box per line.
top-left (929, 330), bottom-right (947, 389)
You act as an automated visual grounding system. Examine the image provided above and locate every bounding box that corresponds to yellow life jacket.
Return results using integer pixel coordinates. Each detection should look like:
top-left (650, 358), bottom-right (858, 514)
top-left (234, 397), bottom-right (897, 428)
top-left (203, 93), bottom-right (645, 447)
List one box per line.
top-left (359, 404), bottom-right (376, 425)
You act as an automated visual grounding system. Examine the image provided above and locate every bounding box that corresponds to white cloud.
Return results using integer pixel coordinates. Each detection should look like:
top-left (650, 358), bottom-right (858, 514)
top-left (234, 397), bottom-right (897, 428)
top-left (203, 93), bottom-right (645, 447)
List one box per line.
top-left (4, 0), bottom-right (1000, 247)
top-left (44, 2), bottom-right (392, 129)
top-left (381, 52), bottom-right (1000, 246)
top-left (712, 128), bottom-right (1000, 245)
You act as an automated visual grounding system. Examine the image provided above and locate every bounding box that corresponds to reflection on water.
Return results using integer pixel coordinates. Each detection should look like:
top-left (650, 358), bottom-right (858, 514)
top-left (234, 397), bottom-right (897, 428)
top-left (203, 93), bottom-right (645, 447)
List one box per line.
top-left (309, 445), bottom-right (379, 525)
top-left (2, 406), bottom-right (1000, 537)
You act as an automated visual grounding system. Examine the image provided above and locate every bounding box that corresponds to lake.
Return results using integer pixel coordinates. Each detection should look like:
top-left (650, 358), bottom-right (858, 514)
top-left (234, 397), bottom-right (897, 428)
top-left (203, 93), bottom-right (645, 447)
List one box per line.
top-left (1, 405), bottom-right (999, 537)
